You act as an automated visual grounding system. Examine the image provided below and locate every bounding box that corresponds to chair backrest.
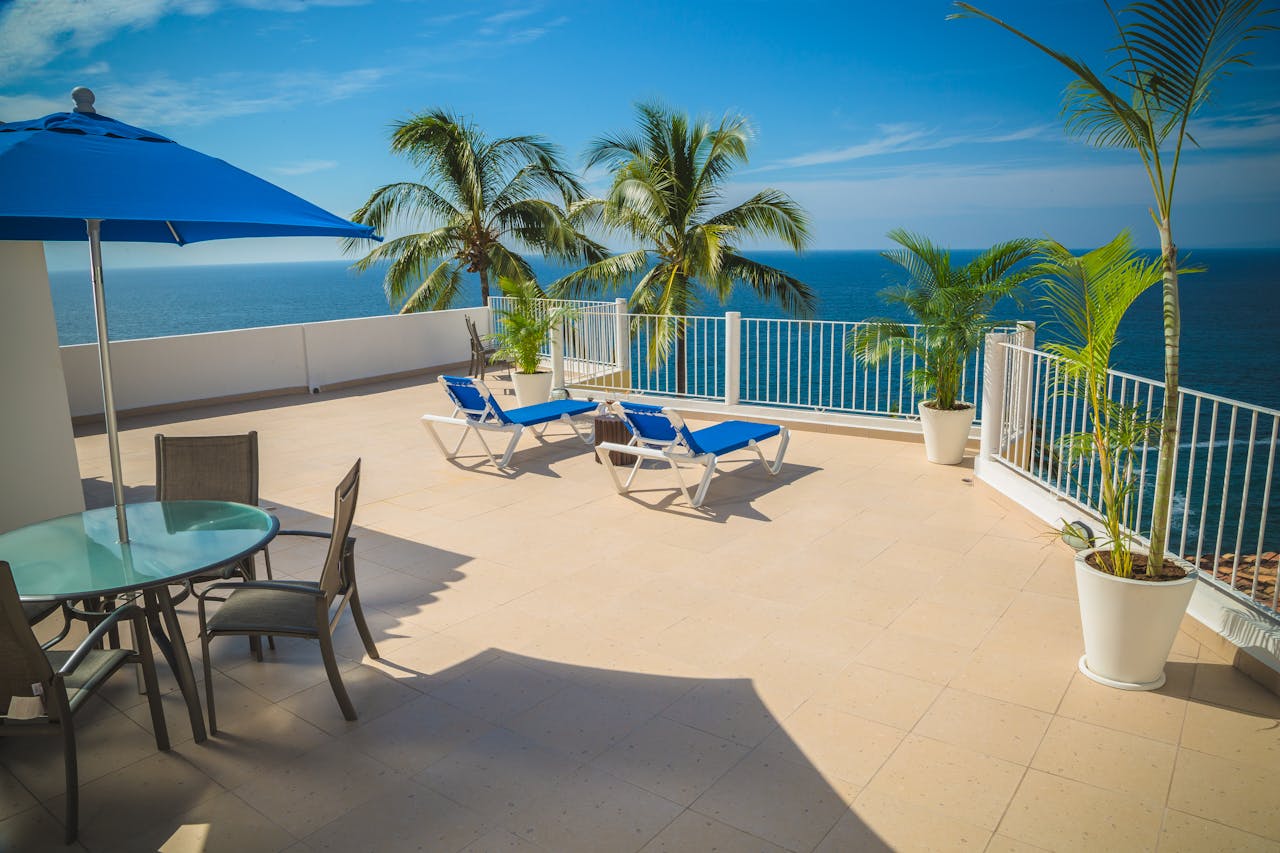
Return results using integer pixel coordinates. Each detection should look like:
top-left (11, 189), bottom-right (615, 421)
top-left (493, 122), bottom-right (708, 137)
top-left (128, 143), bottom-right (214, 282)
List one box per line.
top-left (0, 562), bottom-right (56, 720)
top-left (616, 402), bottom-right (704, 455)
top-left (155, 432), bottom-right (259, 504)
top-left (438, 376), bottom-right (512, 425)
top-left (318, 460), bottom-right (361, 604)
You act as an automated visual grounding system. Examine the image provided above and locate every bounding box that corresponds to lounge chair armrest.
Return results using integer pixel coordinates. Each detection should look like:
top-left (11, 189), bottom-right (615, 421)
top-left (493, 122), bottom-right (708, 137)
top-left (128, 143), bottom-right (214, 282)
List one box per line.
top-left (277, 529), bottom-right (357, 546)
top-left (58, 604), bottom-right (143, 674)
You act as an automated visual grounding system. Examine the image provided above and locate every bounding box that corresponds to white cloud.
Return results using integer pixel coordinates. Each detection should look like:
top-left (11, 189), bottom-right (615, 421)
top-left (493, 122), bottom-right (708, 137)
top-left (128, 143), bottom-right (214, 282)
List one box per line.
top-left (274, 159), bottom-right (339, 175)
top-left (0, 93), bottom-right (66, 121)
top-left (81, 61), bottom-right (111, 76)
top-left (0, 0), bottom-right (370, 80)
top-left (775, 123), bottom-right (1054, 170)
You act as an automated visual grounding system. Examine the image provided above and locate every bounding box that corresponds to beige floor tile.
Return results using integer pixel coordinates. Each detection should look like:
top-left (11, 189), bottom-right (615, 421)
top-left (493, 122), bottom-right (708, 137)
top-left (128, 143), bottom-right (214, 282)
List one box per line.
top-left (340, 694), bottom-right (495, 774)
top-left (232, 741), bottom-right (405, 838)
top-left (951, 646), bottom-right (1074, 713)
top-left (692, 747), bottom-right (856, 852)
top-left (1157, 809), bottom-right (1279, 853)
top-left (504, 683), bottom-right (655, 760)
top-left (984, 835), bottom-right (1050, 852)
top-left (856, 629), bottom-right (975, 685)
top-left (818, 789), bottom-right (991, 853)
top-left (760, 701), bottom-right (904, 787)
top-left (0, 765), bottom-right (38, 821)
top-left (862, 734), bottom-right (1023, 831)
top-left (427, 654), bottom-right (568, 724)
top-left (592, 715), bottom-right (750, 807)
top-left (0, 805), bottom-right (75, 853)
top-left (1190, 663), bottom-right (1280, 717)
top-left (639, 810), bottom-right (787, 852)
top-left (103, 791), bottom-right (295, 853)
top-left (1168, 748), bottom-right (1280, 842)
top-left (413, 728), bottom-right (580, 822)
top-left (53, 752), bottom-right (225, 850)
top-left (510, 764), bottom-right (683, 853)
top-left (457, 828), bottom-right (545, 852)
top-left (809, 662), bottom-right (943, 731)
top-left (276, 662), bottom-right (422, 735)
top-left (1179, 700), bottom-right (1280, 771)
top-left (1030, 717), bottom-right (1176, 798)
top-left (1055, 670), bottom-right (1190, 744)
top-left (913, 688), bottom-right (1052, 765)
top-left (304, 782), bottom-right (488, 852)
top-left (998, 769), bottom-right (1162, 852)
top-left (889, 598), bottom-right (1001, 649)
top-left (661, 677), bottom-right (783, 748)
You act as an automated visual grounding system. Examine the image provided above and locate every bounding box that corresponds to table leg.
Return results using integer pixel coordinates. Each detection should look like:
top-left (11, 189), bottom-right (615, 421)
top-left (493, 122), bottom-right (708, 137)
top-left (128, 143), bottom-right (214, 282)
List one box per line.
top-left (143, 587), bottom-right (208, 743)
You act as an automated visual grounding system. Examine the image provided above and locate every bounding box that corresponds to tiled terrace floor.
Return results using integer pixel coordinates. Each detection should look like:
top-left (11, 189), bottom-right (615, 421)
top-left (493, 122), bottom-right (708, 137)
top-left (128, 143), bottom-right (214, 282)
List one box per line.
top-left (4, 373), bottom-right (1280, 852)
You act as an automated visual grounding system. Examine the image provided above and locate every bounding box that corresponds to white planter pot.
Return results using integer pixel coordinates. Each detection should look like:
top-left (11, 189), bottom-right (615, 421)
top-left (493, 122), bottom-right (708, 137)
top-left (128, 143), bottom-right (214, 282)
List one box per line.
top-left (511, 371), bottom-right (553, 408)
top-left (917, 401), bottom-right (975, 465)
top-left (1074, 548), bottom-right (1197, 690)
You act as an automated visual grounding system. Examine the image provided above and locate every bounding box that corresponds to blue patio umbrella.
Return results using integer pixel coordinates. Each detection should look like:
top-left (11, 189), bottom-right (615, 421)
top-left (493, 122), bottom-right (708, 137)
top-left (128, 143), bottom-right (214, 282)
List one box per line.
top-left (0, 88), bottom-right (379, 540)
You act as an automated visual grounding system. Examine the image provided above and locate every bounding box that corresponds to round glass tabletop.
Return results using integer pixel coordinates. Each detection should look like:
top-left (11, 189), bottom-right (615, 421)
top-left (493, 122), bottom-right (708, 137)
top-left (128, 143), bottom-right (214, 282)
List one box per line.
top-left (1, 501), bottom-right (279, 600)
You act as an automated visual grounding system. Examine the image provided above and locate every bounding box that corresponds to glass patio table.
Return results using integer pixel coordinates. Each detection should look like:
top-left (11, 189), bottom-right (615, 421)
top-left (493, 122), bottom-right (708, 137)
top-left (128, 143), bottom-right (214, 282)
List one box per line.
top-left (0, 500), bottom-right (279, 743)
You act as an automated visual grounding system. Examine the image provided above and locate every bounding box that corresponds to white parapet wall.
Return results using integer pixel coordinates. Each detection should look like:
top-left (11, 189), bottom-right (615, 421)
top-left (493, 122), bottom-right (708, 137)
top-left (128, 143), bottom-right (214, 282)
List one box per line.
top-left (61, 306), bottom-right (483, 417)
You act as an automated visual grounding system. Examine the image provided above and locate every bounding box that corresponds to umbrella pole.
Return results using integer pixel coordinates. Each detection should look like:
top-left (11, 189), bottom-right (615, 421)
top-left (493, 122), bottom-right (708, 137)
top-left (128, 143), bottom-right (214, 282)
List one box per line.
top-left (85, 219), bottom-right (129, 542)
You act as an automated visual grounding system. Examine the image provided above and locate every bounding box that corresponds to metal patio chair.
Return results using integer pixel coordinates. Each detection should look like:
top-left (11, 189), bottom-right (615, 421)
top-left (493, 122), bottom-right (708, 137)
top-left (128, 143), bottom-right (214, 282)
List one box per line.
top-left (196, 459), bottom-right (378, 731)
top-left (0, 563), bottom-right (168, 844)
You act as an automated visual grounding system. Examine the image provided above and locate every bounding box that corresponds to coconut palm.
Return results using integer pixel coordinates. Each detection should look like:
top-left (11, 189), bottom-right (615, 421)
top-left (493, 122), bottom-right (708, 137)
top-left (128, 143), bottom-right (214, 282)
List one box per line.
top-left (1034, 233), bottom-right (1165, 578)
top-left (951, 0), bottom-right (1276, 570)
top-left (847, 229), bottom-right (1036, 412)
top-left (553, 102), bottom-right (815, 393)
top-left (346, 108), bottom-right (604, 311)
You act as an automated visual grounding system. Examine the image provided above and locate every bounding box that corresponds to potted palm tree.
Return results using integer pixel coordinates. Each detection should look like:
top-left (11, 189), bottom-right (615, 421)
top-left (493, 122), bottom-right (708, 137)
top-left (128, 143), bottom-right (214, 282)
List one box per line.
top-left (491, 276), bottom-right (579, 407)
top-left (1036, 233), bottom-right (1196, 690)
top-left (848, 229), bottom-right (1035, 464)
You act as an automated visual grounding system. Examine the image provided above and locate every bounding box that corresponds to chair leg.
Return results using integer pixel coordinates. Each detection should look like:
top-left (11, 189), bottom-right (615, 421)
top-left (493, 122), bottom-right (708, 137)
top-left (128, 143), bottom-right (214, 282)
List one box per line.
top-left (347, 584), bottom-right (380, 661)
top-left (201, 631), bottom-right (218, 736)
top-left (55, 694), bottom-right (78, 844)
top-left (318, 628), bottom-right (357, 721)
top-left (690, 457), bottom-right (718, 508)
top-left (261, 550), bottom-right (276, 651)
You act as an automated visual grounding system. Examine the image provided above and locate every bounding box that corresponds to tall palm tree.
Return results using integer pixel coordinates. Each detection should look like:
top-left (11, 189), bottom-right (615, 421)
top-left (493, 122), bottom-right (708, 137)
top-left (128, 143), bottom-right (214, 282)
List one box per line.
top-left (951, 1), bottom-right (1276, 571)
top-left (553, 102), bottom-right (815, 393)
top-left (346, 108), bottom-right (604, 310)
top-left (848, 229), bottom-right (1036, 412)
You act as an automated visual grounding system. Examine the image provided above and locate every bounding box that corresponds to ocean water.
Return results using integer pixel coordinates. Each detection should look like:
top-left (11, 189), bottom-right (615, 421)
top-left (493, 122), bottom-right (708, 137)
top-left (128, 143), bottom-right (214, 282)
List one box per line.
top-left (48, 249), bottom-right (1280, 410)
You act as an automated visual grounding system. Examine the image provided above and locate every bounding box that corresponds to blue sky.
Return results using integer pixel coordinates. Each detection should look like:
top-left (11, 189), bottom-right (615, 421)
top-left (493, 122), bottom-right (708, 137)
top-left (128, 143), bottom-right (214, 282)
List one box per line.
top-left (3, 0), bottom-right (1277, 271)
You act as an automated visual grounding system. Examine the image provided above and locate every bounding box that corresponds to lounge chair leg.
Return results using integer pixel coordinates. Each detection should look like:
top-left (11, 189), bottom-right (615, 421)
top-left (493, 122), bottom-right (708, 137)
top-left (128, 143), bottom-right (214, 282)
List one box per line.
top-left (623, 453), bottom-right (645, 489)
top-left (690, 457), bottom-right (718, 508)
top-left (596, 445), bottom-right (627, 495)
top-left (420, 418), bottom-right (459, 462)
top-left (497, 426), bottom-right (523, 469)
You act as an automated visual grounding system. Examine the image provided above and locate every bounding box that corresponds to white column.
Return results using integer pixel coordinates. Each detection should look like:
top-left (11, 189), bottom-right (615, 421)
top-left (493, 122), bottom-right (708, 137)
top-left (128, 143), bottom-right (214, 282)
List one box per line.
top-left (614, 298), bottom-right (630, 384)
top-left (550, 321), bottom-right (566, 398)
top-left (978, 331), bottom-right (1010, 475)
top-left (0, 242), bottom-right (85, 531)
top-left (724, 311), bottom-right (741, 406)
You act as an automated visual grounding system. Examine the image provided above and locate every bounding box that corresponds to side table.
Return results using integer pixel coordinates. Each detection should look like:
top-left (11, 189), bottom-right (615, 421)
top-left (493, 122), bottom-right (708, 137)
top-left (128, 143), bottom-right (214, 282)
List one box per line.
top-left (592, 413), bottom-right (637, 465)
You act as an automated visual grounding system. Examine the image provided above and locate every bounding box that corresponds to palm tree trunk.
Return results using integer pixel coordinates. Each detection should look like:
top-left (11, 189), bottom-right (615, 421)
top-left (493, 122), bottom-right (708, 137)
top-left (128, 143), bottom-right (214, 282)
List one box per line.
top-left (479, 267), bottom-right (491, 306)
top-left (1146, 218), bottom-right (1180, 574)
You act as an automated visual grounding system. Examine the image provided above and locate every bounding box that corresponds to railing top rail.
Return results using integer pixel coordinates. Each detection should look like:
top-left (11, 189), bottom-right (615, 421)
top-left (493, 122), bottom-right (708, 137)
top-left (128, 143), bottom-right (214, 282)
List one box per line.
top-left (997, 341), bottom-right (1280, 418)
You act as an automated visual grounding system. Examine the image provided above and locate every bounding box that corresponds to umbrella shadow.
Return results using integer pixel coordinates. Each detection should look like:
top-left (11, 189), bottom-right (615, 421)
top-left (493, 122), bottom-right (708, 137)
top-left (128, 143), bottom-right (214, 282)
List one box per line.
top-left (81, 476), bottom-right (154, 508)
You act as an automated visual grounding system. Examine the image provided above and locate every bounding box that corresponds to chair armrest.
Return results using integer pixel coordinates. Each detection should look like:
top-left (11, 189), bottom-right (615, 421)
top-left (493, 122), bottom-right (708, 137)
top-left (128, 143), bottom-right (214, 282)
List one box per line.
top-left (199, 580), bottom-right (324, 597)
top-left (277, 529), bottom-right (342, 541)
top-left (57, 604), bottom-right (143, 675)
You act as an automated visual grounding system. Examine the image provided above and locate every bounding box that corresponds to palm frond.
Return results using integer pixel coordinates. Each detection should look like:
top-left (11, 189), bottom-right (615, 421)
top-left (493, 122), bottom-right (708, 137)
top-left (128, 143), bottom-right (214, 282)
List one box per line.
top-left (397, 260), bottom-right (464, 314)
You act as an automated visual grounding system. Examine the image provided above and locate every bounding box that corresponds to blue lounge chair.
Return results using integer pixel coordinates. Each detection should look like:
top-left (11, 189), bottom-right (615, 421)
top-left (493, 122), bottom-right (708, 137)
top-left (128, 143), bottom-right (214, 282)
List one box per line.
top-left (421, 376), bottom-right (599, 470)
top-left (596, 401), bottom-right (790, 507)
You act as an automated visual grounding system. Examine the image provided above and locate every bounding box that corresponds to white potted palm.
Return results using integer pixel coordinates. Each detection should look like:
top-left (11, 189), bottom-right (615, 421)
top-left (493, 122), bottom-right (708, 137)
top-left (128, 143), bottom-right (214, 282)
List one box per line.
top-left (848, 229), bottom-right (1035, 464)
top-left (490, 276), bottom-right (578, 407)
top-left (1036, 233), bottom-right (1196, 690)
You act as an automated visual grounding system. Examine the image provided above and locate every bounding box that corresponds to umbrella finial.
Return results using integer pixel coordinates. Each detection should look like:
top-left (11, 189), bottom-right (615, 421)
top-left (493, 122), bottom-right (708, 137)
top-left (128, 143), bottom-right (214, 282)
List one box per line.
top-left (71, 87), bottom-right (96, 114)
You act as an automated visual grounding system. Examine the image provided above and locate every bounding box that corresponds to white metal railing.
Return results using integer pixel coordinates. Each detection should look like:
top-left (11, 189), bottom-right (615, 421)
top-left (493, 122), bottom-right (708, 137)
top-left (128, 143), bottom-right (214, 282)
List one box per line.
top-left (491, 297), bottom-right (1017, 420)
top-left (993, 342), bottom-right (1280, 621)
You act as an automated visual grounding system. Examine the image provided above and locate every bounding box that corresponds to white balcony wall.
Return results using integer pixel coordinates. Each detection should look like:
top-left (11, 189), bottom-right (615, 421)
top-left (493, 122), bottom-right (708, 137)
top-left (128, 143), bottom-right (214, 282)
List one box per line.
top-left (61, 307), bottom-right (482, 417)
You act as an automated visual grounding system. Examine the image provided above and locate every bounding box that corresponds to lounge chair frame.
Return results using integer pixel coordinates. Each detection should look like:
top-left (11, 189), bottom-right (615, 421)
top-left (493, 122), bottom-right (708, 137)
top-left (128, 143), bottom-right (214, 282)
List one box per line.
top-left (420, 376), bottom-right (597, 470)
top-left (596, 403), bottom-right (789, 507)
